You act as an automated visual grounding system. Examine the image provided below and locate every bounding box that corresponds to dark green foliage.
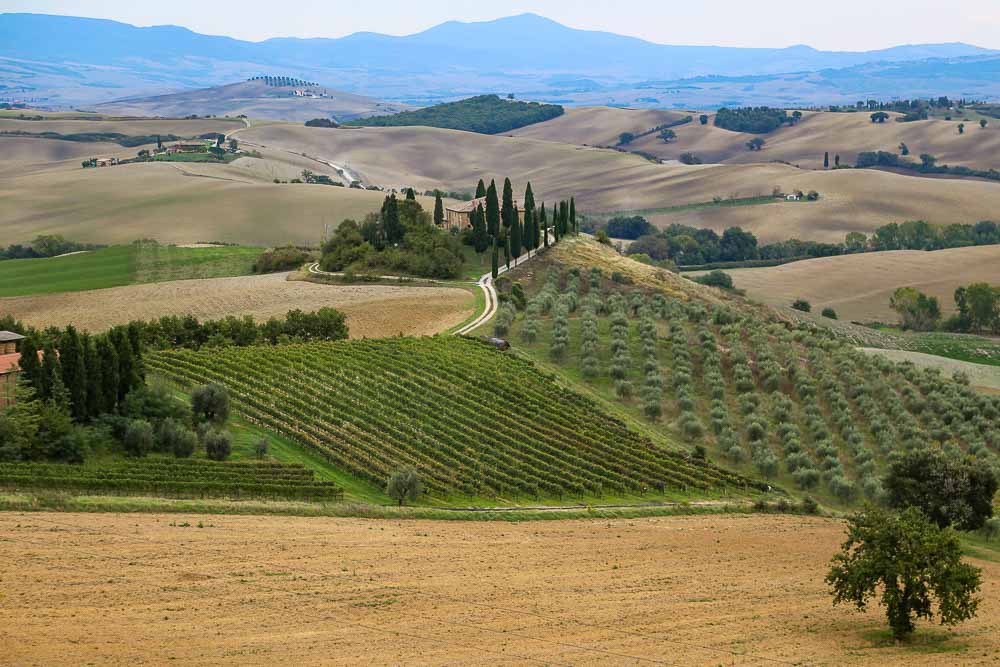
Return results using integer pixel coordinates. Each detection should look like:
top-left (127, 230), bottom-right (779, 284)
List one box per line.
top-left (715, 107), bottom-right (789, 133)
top-left (883, 448), bottom-right (997, 531)
top-left (699, 114), bottom-right (709, 125)
top-left (821, 307), bottom-right (838, 319)
top-left (387, 467), bottom-right (422, 506)
top-left (791, 299), bottom-right (812, 313)
top-left (346, 95), bottom-right (564, 134)
top-left (486, 180), bottom-right (501, 238)
top-left (746, 137), bottom-right (765, 151)
top-left (0, 130), bottom-right (183, 147)
top-left (252, 246), bottom-right (312, 273)
top-left (870, 111), bottom-right (890, 123)
top-left (433, 191), bottom-right (445, 226)
top-left (826, 506), bottom-right (982, 640)
top-left (694, 270), bottom-right (733, 289)
top-left (254, 438), bottom-right (269, 459)
top-left (16, 336), bottom-right (42, 394)
top-left (471, 204), bottom-right (490, 256)
top-left (191, 384), bottom-right (230, 425)
top-left (475, 179), bottom-right (487, 198)
top-left (58, 326), bottom-right (87, 421)
top-left (204, 429), bottom-right (232, 461)
top-left (605, 216), bottom-right (656, 240)
top-left (890, 287), bottom-right (941, 331)
top-left (0, 234), bottom-right (103, 261)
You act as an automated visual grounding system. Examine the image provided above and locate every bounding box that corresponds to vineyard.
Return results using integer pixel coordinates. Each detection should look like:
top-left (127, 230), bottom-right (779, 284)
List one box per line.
top-left (507, 266), bottom-right (1000, 506)
top-left (147, 337), bottom-right (760, 501)
top-left (0, 459), bottom-right (342, 501)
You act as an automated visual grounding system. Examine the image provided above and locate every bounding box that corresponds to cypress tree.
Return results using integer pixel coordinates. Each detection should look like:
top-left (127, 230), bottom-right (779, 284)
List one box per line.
top-left (433, 191), bottom-right (445, 226)
top-left (569, 197), bottom-right (577, 234)
top-left (511, 205), bottom-right (522, 262)
top-left (60, 326), bottom-right (87, 421)
top-left (523, 182), bottom-right (536, 216)
top-left (111, 329), bottom-right (135, 403)
top-left (16, 335), bottom-right (42, 394)
top-left (540, 203), bottom-right (548, 248)
top-left (83, 334), bottom-right (102, 420)
top-left (97, 336), bottom-right (119, 414)
top-left (491, 236), bottom-right (499, 279)
top-left (501, 178), bottom-right (514, 234)
top-left (523, 208), bottom-right (534, 253)
top-left (472, 205), bottom-right (490, 260)
top-left (381, 194), bottom-right (403, 244)
top-left (504, 232), bottom-right (511, 269)
top-left (485, 180), bottom-right (500, 238)
top-left (127, 322), bottom-right (145, 387)
top-left (560, 201), bottom-right (569, 237)
top-left (40, 341), bottom-right (61, 402)
top-left (405, 187), bottom-right (416, 201)
top-left (824, 151), bottom-right (830, 168)
top-left (475, 179), bottom-right (487, 198)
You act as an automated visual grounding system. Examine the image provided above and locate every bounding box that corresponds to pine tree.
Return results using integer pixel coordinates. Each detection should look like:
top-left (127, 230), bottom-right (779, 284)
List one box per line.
top-left (491, 236), bottom-right (499, 279)
top-left (83, 334), bottom-right (102, 421)
top-left (485, 180), bottom-right (500, 238)
top-left (59, 326), bottom-right (87, 421)
top-left (97, 336), bottom-right (119, 414)
top-left (16, 335), bottom-right (42, 394)
top-left (475, 179), bottom-right (487, 198)
top-left (824, 152), bottom-right (830, 169)
top-left (433, 191), bottom-right (444, 226)
top-left (511, 205), bottom-right (522, 262)
top-left (472, 205), bottom-right (490, 260)
top-left (501, 178), bottom-right (514, 234)
top-left (40, 341), bottom-right (61, 402)
top-left (569, 198), bottom-right (577, 234)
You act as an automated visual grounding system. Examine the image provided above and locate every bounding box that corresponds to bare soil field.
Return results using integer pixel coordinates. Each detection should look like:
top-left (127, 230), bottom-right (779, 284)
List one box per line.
top-left (2, 511), bottom-right (997, 666)
top-left (0, 272), bottom-right (474, 337)
top-left (0, 115), bottom-right (244, 137)
top-left (697, 246), bottom-right (1000, 320)
top-left (628, 110), bottom-right (1000, 171)
top-left (239, 124), bottom-right (1000, 244)
top-left (0, 161), bottom-right (438, 247)
top-left (507, 106), bottom-right (689, 147)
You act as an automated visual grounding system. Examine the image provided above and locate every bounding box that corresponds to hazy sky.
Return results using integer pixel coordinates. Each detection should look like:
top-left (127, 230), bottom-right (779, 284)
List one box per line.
top-left (5, 0), bottom-right (1000, 50)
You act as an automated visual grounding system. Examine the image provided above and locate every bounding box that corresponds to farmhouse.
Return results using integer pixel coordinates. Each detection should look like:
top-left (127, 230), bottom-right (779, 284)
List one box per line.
top-left (443, 196), bottom-right (523, 230)
top-left (0, 331), bottom-right (25, 407)
top-left (94, 157), bottom-right (119, 167)
top-left (166, 142), bottom-right (209, 154)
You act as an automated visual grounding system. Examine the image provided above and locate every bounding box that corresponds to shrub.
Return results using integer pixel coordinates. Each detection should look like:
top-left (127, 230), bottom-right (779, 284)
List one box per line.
top-left (821, 307), bottom-right (838, 320)
top-left (791, 299), bottom-right (812, 312)
top-left (793, 467), bottom-right (821, 489)
top-left (387, 467), bottom-right (422, 506)
top-left (123, 419), bottom-right (154, 458)
top-left (204, 430), bottom-right (232, 461)
top-left (254, 438), bottom-right (269, 459)
top-left (694, 270), bottom-right (734, 289)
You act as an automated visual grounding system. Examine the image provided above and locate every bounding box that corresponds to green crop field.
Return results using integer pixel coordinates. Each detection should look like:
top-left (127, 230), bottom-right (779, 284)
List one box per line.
top-left (0, 243), bottom-right (260, 297)
top-left (504, 266), bottom-right (1000, 508)
top-left (147, 336), bottom-right (760, 503)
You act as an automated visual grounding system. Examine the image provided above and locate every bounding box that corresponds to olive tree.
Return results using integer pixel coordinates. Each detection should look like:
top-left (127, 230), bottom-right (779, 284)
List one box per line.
top-left (204, 429), bottom-right (232, 461)
top-left (826, 506), bottom-right (981, 640)
top-left (191, 384), bottom-right (230, 425)
top-left (387, 467), bottom-right (422, 506)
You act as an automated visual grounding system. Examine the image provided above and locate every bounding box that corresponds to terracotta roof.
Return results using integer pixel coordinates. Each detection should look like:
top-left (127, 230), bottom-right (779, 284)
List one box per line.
top-left (0, 353), bottom-right (20, 375)
top-left (0, 331), bottom-right (25, 343)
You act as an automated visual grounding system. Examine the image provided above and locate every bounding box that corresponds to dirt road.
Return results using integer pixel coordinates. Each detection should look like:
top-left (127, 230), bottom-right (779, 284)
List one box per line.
top-left (3, 512), bottom-right (997, 666)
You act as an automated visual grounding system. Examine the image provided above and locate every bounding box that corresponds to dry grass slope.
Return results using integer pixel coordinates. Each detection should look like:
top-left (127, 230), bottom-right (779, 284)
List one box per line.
top-left (508, 106), bottom-right (690, 146)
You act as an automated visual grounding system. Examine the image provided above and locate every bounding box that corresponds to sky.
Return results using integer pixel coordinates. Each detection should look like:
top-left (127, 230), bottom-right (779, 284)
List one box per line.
top-left (4, 0), bottom-right (1000, 50)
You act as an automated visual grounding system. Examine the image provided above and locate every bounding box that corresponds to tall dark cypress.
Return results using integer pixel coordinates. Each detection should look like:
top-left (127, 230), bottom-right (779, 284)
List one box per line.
top-left (485, 180), bottom-right (500, 239)
top-left (510, 205), bottom-right (522, 262)
top-left (16, 335), bottom-right (42, 394)
top-left (504, 232), bottom-right (511, 269)
top-left (540, 204), bottom-right (549, 248)
top-left (501, 178), bottom-right (514, 234)
top-left (523, 182), bottom-right (536, 216)
top-left (60, 326), bottom-right (87, 421)
top-left (475, 179), bottom-right (487, 198)
top-left (83, 334), bottom-right (102, 420)
top-left (405, 187), bottom-right (416, 201)
top-left (490, 236), bottom-right (499, 279)
top-left (472, 205), bottom-right (490, 260)
top-left (433, 191), bottom-right (445, 226)
top-left (40, 341), bottom-right (62, 402)
top-left (111, 329), bottom-right (135, 403)
top-left (559, 201), bottom-right (569, 237)
top-left (97, 336), bottom-right (119, 414)
top-left (382, 194), bottom-right (403, 244)
top-left (569, 197), bottom-right (577, 234)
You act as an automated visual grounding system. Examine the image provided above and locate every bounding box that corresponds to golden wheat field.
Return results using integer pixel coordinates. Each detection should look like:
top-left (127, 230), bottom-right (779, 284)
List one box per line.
top-left (694, 246), bottom-right (1000, 320)
top-left (507, 106), bottom-right (689, 146)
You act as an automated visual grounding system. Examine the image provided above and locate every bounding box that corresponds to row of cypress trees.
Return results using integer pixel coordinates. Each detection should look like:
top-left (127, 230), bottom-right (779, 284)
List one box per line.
top-left (467, 177), bottom-right (577, 278)
top-left (16, 324), bottom-right (145, 424)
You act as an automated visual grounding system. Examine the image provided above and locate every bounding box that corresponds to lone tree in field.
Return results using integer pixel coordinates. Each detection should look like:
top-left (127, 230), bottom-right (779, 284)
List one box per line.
top-left (387, 467), bottom-right (422, 506)
top-left (826, 506), bottom-right (982, 641)
top-left (699, 114), bottom-right (709, 125)
top-left (981, 119), bottom-right (988, 129)
top-left (958, 123), bottom-right (965, 135)
top-left (823, 152), bottom-right (829, 168)
top-left (870, 111), bottom-right (889, 123)
top-left (191, 384), bottom-right (230, 425)
top-left (746, 137), bottom-right (765, 151)
top-left (658, 128), bottom-right (676, 143)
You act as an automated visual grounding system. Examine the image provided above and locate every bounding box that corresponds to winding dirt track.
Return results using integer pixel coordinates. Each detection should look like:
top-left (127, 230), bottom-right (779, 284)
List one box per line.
top-left (3, 512), bottom-right (998, 666)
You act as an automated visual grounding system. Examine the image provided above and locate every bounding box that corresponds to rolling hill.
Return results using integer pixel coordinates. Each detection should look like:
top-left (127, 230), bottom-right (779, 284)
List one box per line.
top-left (507, 106), bottom-right (691, 146)
top-left (94, 79), bottom-right (409, 122)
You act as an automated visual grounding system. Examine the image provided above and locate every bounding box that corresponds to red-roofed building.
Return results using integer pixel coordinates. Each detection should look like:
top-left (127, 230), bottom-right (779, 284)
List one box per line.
top-left (0, 331), bottom-right (25, 407)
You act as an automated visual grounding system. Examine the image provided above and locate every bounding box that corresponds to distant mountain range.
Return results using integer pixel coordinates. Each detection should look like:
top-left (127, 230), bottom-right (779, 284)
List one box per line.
top-left (1, 12), bottom-right (998, 110)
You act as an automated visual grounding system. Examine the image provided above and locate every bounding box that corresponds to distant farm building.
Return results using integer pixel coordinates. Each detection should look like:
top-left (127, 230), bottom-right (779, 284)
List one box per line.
top-left (444, 196), bottom-right (523, 230)
top-left (0, 331), bottom-right (25, 407)
top-left (167, 142), bottom-right (209, 154)
top-left (93, 157), bottom-right (119, 167)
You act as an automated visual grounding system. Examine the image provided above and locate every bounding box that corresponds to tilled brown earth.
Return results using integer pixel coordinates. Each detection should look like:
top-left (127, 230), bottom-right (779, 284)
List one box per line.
top-left (2, 512), bottom-right (997, 666)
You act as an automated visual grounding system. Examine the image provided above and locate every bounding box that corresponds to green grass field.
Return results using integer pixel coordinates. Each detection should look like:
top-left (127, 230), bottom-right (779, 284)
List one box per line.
top-left (870, 327), bottom-right (1000, 368)
top-left (0, 243), bottom-right (260, 297)
top-left (153, 152), bottom-right (240, 164)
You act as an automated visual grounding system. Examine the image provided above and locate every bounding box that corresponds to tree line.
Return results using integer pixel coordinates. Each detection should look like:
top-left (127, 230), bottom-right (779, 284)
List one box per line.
top-left (713, 107), bottom-right (800, 134)
top-left (854, 150), bottom-right (1000, 182)
top-left (0, 234), bottom-right (103, 261)
top-left (345, 95), bottom-right (564, 135)
top-left (891, 282), bottom-right (1000, 334)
